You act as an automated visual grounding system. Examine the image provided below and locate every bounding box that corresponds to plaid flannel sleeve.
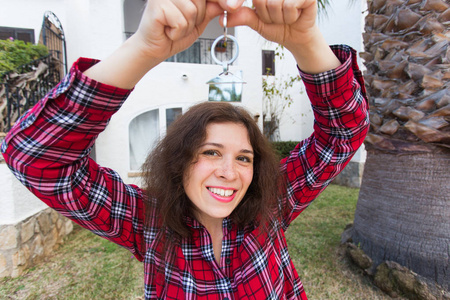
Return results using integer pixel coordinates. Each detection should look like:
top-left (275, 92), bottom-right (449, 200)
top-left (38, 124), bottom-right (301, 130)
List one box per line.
top-left (1, 58), bottom-right (146, 261)
top-left (279, 45), bottom-right (370, 230)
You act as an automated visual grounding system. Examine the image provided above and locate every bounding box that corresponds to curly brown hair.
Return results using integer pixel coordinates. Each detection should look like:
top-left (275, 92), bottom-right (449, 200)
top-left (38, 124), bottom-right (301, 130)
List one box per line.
top-left (141, 101), bottom-right (280, 239)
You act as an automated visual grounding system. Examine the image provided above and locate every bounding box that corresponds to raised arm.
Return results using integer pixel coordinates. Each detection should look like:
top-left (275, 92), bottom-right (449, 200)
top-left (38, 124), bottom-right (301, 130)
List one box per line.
top-left (227, 0), bottom-right (369, 226)
top-left (0, 0), bottom-right (234, 260)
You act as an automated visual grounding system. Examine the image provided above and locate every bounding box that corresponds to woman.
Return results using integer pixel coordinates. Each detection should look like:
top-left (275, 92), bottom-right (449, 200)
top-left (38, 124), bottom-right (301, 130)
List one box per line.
top-left (1, 0), bottom-right (369, 298)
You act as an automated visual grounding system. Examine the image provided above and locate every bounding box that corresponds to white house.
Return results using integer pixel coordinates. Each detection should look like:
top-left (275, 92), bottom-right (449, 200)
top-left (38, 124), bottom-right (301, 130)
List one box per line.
top-left (0, 1), bottom-right (366, 276)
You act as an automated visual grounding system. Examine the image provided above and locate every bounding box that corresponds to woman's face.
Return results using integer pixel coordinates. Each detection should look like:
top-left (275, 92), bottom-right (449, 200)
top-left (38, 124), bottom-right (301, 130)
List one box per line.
top-left (183, 122), bottom-right (254, 228)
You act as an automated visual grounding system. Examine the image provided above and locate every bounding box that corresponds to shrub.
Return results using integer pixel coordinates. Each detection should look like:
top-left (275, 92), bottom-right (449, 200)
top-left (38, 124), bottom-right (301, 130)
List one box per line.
top-left (271, 141), bottom-right (300, 159)
top-left (0, 38), bottom-right (48, 75)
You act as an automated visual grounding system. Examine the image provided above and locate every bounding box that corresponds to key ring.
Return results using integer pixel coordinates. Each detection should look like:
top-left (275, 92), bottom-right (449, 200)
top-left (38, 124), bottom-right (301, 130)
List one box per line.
top-left (210, 12), bottom-right (239, 73)
top-left (207, 11), bottom-right (245, 101)
top-left (223, 11), bottom-right (228, 41)
top-left (211, 35), bottom-right (239, 73)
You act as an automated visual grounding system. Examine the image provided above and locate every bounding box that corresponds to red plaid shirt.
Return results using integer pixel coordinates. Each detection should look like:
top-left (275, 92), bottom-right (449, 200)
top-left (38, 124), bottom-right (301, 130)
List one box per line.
top-left (2, 45), bottom-right (369, 299)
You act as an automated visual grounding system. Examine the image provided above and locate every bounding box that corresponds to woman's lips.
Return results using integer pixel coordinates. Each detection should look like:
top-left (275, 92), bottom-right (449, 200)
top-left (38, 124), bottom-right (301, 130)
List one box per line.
top-left (207, 187), bottom-right (237, 203)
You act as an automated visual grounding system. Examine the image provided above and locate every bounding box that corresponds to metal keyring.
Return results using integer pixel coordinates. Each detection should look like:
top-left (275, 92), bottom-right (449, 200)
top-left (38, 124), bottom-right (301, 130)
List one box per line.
top-left (210, 34), bottom-right (239, 73)
top-left (223, 11), bottom-right (228, 40)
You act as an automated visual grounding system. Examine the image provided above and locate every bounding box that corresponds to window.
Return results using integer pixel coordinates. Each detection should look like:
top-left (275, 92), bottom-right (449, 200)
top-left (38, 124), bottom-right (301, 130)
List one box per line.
top-left (90, 144), bottom-right (96, 162)
top-left (165, 38), bottom-right (235, 65)
top-left (129, 107), bottom-right (183, 171)
top-left (262, 50), bottom-right (275, 76)
top-left (166, 108), bottom-right (182, 129)
top-left (0, 27), bottom-right (34, 43)
top-left (166, 41), bottom-right (201, 64)
top-left (129, 109), bottom-right (160, 170)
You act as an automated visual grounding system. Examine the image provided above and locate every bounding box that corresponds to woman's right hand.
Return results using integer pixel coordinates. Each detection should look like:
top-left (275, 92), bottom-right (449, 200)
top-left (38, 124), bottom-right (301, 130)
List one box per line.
top-left (133, 0), bottom-right (224, 62)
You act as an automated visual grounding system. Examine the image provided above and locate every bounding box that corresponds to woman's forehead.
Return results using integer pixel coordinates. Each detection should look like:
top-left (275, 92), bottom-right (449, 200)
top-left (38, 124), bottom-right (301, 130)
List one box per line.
top-left (203, 122), bottom-right (252, 149)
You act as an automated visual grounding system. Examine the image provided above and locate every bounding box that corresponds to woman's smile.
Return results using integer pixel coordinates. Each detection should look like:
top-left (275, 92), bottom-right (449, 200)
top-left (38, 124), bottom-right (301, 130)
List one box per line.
top-left (207, 186), bottom-right (237, 202)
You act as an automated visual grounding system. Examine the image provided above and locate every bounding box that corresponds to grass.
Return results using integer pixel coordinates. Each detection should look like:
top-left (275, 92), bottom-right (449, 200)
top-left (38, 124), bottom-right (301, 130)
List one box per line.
top-left (285, 184), bottom-right (392, 299)
top-left (0, 228), bottom-right (144, 299)
top-left (0, 184), bottom-right (391, 299)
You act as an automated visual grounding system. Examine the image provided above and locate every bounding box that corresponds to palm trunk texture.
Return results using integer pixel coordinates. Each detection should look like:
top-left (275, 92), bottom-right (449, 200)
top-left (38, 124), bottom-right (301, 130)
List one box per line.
top-left (353, 150), bottom-right (449, 288)
top-left (351, 0), bottom-right (450, 289)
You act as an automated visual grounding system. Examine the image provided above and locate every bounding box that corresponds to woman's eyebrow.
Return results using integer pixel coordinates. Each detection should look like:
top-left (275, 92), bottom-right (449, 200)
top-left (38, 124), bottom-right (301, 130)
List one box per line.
top-left (201, 142), bottom-right (254, 155)
top-left (241, 149), bottom-right (254, 155)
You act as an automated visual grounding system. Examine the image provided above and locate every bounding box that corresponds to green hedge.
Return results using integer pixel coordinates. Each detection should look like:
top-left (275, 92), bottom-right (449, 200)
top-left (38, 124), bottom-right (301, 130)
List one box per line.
top-left (0, 39), bottom-right (48, 75)
top-left (271, 141), bottom-right (299, 159)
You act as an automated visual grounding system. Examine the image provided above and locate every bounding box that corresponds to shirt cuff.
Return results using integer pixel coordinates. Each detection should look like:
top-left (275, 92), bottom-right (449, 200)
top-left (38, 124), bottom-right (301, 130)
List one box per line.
top-left (46, 57), bottom-right (133, 115)
top-left (298, 45), bottom-right (364, 101)
top-left (2, 58), bottom-right (133, 147)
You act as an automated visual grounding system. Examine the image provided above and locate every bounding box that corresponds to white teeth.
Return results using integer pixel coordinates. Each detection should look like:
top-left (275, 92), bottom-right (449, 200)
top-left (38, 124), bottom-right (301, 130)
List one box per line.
top-left (208, 187), bottom-right (234, 197)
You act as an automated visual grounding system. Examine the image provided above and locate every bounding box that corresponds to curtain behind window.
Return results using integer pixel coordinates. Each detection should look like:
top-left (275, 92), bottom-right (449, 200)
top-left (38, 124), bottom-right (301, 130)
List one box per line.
top-left (129, 109), bottom-right (159, 170)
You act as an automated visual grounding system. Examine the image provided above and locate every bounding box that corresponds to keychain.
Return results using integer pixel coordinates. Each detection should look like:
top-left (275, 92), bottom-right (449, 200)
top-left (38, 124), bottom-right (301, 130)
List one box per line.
top-left (207, 11), bottom-right (245, 102)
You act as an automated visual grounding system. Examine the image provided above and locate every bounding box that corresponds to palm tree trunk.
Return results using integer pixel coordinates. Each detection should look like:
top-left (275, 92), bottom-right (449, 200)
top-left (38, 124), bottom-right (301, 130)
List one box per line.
top-left (351, 0), bottom-right (450, 289)
top-left (352, 148), bottom-right (450, 289)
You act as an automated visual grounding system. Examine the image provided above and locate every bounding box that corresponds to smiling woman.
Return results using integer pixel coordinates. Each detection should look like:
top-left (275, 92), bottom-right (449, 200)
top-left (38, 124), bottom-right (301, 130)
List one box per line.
top-left (0, 0), bottom-right (369, 298)
top-left (185, 122), bottom-right (256, 263)
top-left (142, 102), bottom-right (279, 242)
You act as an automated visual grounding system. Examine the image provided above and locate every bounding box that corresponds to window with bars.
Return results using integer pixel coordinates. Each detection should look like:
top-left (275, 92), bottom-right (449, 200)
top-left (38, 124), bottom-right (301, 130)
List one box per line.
top-left (0, 27), bottom-right (35, 43)
top-left (262, 50), bottom-right (275, 76)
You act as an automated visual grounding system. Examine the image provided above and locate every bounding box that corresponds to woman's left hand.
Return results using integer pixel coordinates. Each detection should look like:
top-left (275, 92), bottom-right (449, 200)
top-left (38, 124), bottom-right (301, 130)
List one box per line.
top-left (225, 0), bottom-right (341, 73)
top-left (225, 0), bottom-right (318, 50)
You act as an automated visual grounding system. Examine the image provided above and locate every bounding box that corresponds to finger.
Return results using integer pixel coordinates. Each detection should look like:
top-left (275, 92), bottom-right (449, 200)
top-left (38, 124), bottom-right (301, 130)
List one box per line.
top-left (171, 0), bottom-right (199, 36)
top-left (225, 7), bottom-right (261, 31)
top-left (226, 7), bottom-right (286, 44)
top-left (192, 0), bottom-right (206, 25)
top-left (266, 0), bottom-right (284, 23)
top-left (196, 2), bottom-right (224, 33)
top-left (204, 2), bottom-right (226, 23)
top-left (207, 0), bottom-right (246, 12)
top-left (283, 0), bottom-right (301, 24)
top-left (252, 0), bottom-right (272, 24)
top-left (162, 2), bottom-right (190, 41)
top-left (295, 0), bottom-right (318, 25)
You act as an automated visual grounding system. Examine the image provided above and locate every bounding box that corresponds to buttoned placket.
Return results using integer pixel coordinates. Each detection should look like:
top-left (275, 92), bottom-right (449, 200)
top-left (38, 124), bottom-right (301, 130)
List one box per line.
top-left (221, 219), bottom-right (234, 269)
top-left (221, 219), bottom-right (235, 300)
top-left (196, 218), bottom-right (235, 299)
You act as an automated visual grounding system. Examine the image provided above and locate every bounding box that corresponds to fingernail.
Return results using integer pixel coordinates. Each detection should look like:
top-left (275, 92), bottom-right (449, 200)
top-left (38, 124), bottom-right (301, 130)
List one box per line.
top-left (227, 0), bottom-right (239, 10)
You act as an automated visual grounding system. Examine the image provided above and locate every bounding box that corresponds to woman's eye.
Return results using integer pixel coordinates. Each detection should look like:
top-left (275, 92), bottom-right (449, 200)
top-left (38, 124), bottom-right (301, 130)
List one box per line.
top-left (202, 150), bottom-right (219, 156)
top-left (237, 156), bottom-right (252, 163)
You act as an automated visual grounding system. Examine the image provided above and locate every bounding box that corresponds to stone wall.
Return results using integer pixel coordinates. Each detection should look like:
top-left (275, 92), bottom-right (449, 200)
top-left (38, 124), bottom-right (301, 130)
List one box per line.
top-left (342, 226), bottom-right (450, 299)
top-left (333, 161), bottom-right (365, 188)
top-left (0, 208), bottom-right (73, 278)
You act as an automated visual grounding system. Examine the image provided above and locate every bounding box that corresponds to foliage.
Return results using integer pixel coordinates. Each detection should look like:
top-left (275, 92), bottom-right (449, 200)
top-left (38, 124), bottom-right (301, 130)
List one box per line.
top-left (317, 0), bottom-right (331, 13)
top-left (0, 39), bottom-right (48, 75)
top-left (271, 141), bottom-right (300, 159)
top-left (262, 45), bottom-right (302, 141)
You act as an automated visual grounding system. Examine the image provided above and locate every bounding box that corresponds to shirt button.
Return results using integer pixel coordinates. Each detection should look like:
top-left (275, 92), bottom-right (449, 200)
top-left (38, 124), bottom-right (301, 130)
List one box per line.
top-left (224, 298), bottom-right (229, 300)
top-left (227, 224), bottom-right (232, 230)
top-left (225, 258), bottom-right (231, 265)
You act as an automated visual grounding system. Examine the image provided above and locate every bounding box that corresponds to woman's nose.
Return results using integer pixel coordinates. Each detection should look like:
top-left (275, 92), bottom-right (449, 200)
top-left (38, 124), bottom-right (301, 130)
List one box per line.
top-left (215, 158), bottom-right (237, 180)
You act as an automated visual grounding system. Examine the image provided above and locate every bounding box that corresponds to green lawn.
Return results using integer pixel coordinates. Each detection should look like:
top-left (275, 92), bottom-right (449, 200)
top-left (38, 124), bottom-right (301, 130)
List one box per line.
top-left (285, 184), bottom-right (391, 299)
top-left (1, 184), bottom-right (391, 299)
